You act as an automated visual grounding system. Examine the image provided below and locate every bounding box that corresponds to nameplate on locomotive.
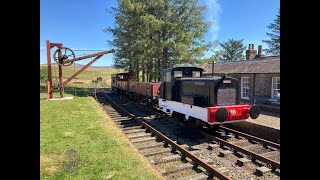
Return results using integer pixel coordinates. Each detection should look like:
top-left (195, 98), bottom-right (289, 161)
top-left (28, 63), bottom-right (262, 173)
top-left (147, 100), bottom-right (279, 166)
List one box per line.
top-left (223, 80), bottom-right (231, 83)
top-left (194, 82), bottom-right (205, 85)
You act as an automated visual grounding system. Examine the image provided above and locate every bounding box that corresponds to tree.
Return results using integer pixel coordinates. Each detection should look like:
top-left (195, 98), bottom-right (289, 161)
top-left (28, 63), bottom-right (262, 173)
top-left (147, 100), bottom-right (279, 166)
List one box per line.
top-left (262, 9), bottom-right (280, 55)
top-left (105, 0), bottom-right (211, 81)
top-left (198, 50), bottom-right (220, 64)
top-left (40, 67), bottom-right (47, 81)
top-left (219, 39), bottom-right (246, 62)
top-left (211, 50), bottom-right (220, 62)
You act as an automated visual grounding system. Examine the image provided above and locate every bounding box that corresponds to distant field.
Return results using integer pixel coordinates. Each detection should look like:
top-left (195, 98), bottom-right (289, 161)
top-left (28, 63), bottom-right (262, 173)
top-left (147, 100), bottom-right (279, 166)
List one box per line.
top-left (40, 64), bottom-right (123, 86)
top-left (40, 64), bottom-right (123, 92)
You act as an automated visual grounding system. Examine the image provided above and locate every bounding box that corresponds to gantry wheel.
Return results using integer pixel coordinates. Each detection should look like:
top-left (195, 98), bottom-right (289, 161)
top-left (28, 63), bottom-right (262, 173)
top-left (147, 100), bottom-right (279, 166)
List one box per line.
top-left (53, 47), bottom-right (75, 66)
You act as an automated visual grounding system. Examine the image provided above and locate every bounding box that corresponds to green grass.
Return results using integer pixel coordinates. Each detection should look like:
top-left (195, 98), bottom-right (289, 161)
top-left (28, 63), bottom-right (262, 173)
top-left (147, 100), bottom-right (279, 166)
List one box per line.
top-left (40, 91), bottom-right (162, 180)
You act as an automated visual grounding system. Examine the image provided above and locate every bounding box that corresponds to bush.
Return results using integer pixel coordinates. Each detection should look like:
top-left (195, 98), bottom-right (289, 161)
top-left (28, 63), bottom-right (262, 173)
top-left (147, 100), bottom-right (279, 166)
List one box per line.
top-left (97, 77), bottom-right (103, 82)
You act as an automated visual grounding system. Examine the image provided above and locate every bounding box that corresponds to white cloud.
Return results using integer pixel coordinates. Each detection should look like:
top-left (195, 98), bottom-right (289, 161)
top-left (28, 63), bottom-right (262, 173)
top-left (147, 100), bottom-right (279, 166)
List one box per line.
top-left (205, 0), bottom-right (222, 42)
top-left (40, 46), bottom-right (46, 50)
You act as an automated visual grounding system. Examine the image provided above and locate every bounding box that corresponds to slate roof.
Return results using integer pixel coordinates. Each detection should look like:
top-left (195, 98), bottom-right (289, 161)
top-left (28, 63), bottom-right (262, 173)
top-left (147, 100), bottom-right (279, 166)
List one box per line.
top-left (201, 56), bottom-right (280, 74)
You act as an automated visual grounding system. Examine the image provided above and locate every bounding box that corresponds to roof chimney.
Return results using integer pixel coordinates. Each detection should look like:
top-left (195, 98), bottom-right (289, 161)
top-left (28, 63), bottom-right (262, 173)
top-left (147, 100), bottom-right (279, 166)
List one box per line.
top-left (246, 44), bottom-right (257, 60)
top-left (258, 45), bottom-right (262, 56)
top-left (254, 45), bottom-right (263, 58)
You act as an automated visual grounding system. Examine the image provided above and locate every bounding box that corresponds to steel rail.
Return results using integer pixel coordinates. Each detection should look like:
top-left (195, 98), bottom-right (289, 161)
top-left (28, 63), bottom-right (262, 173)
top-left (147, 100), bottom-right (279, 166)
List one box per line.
top-left (102, 90), bottom-right (232, 180)
top-left (219, 126), bottom-right (280, 149)
top-left (204, 133), bottom-right (280, 170)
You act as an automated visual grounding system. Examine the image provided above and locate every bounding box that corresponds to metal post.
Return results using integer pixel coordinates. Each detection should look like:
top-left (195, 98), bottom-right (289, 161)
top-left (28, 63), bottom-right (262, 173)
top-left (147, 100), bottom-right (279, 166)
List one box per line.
top-left (212, 61), bottom-right (215, 76)
top-left (94, 83), bottom-right (97, 99)
top-left (46, 40), bottom-right (53, 99)
top-left (57, 50), bottom-right (64, 98)
top-left (59, 64), bottom-right (64, 98)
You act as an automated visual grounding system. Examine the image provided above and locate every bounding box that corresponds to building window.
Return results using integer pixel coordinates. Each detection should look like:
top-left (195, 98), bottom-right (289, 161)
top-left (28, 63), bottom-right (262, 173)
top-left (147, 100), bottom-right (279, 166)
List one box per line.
top-left (241, 77), bottom-right (250, 99)
top-left (272, 77), bottom-right (280, 99)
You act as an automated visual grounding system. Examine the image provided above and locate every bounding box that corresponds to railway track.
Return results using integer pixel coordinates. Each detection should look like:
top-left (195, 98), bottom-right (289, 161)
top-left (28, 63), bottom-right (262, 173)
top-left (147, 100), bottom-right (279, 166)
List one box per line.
top-left (92, 88), bottom-right (280, 179)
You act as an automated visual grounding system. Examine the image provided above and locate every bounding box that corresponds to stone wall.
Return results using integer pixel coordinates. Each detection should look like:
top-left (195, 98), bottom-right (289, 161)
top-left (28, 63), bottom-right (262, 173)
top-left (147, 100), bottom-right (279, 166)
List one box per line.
top-left (254, 73), bottom-right (280, 98)
top-left (203, 73), bottom-right (280, 105)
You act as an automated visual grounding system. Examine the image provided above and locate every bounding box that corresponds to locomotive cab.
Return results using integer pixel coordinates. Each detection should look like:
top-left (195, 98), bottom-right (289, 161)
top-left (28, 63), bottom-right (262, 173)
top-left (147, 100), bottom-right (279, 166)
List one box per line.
top-left (159, 67), bottom-right (204, 101)
top-left (159, 67), bottom-right (239, 107)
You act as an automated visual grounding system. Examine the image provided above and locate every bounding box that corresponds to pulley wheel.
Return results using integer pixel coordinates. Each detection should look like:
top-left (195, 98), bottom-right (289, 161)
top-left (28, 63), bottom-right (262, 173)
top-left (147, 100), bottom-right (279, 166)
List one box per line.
top-left (53, 47), bottom-right (75, 66)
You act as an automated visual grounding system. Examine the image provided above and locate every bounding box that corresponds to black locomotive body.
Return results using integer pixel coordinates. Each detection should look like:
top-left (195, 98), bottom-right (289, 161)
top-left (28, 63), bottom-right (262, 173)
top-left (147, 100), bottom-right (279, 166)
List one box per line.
top-left (158, 67), bottom-right (259, 127)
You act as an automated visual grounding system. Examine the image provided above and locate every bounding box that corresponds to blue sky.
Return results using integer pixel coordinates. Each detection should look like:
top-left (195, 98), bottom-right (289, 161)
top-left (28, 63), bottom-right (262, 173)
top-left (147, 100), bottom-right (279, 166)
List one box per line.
top-left (40, 0), bottom-right (279, 66)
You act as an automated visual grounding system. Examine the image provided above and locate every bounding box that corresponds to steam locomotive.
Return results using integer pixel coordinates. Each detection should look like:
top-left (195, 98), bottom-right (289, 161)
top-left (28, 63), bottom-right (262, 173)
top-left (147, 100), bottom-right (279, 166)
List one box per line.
top-left (111, 66), bottom-right (259, 128)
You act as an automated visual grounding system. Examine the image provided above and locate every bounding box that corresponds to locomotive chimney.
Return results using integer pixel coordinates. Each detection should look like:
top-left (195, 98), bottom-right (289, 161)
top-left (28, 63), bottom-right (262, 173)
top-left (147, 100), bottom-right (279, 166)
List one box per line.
top-left (211, 61), bottom-right (214, 76)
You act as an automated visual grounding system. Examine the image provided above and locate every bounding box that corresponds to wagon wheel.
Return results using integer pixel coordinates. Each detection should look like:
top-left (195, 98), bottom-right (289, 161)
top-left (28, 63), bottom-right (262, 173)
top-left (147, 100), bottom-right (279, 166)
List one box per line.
top-left (53, 47), bottom-right (75, 66)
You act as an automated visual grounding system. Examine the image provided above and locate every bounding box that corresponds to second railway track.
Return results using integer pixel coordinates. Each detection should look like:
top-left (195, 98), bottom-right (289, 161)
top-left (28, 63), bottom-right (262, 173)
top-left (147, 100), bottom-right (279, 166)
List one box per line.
top-left (92, 88), bottom-right (280, 180)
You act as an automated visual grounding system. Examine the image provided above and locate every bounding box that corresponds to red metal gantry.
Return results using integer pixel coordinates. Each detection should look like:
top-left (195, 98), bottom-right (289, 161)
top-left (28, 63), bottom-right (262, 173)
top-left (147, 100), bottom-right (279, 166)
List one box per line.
top-left (45, 40), bottom-right (115, 99)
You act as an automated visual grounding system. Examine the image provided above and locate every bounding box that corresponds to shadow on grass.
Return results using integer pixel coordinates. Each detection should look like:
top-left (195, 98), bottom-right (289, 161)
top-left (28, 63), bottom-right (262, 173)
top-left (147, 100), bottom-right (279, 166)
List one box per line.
top-left (40, 85), bottom-right (91, 97)
top-left (64, 87), bottom-right (91, 97)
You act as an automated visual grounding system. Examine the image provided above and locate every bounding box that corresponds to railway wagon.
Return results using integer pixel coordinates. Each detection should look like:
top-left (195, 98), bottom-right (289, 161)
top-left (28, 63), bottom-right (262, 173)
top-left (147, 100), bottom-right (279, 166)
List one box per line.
top-left (129, 81), bottom-right (160, 97)
top-left (111, 74), bottom-right (116, 87)
top-left (128, 81), bottom-right (160, 105)
top-left (111, 73), bottom-right (130, 93)
top-left (112, 72), bottom-right (161, 106)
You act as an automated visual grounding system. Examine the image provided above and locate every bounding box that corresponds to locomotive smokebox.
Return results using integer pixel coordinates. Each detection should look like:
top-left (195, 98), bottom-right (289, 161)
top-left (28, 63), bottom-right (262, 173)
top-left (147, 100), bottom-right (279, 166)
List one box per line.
top-left (249, 104), bottom-right (260, 119)
top-left (216, 107), bottom-right (228, 122)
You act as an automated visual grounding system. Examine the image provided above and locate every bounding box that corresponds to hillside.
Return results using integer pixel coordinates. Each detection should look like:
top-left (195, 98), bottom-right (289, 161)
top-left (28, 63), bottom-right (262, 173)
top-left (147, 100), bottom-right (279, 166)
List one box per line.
top-left (40, 64), bottom-right (124, 88)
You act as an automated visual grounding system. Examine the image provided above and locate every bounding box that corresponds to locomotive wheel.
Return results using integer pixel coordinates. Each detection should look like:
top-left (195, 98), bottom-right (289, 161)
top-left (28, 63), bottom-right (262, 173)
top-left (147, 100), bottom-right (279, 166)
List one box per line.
top-left (250, 104), bottom-right (260, 119)
top-left (171, 111), bottom-right (180, 121)
top-left (172, 112), bottom-right (185, 122)
top-left (53, 47), bottom-right (75, 66)
top-left (142, 97), bottom-right (146, 104)
top-left (187, 117), bottom-right (202, 129)
top-left (195, 119), bottom-right (202, 129)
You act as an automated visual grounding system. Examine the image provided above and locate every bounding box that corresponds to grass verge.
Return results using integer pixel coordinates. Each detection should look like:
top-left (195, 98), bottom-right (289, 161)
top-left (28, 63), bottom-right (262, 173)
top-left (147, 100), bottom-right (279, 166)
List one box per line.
top-left (40, 91), bottom-right (162, 179)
